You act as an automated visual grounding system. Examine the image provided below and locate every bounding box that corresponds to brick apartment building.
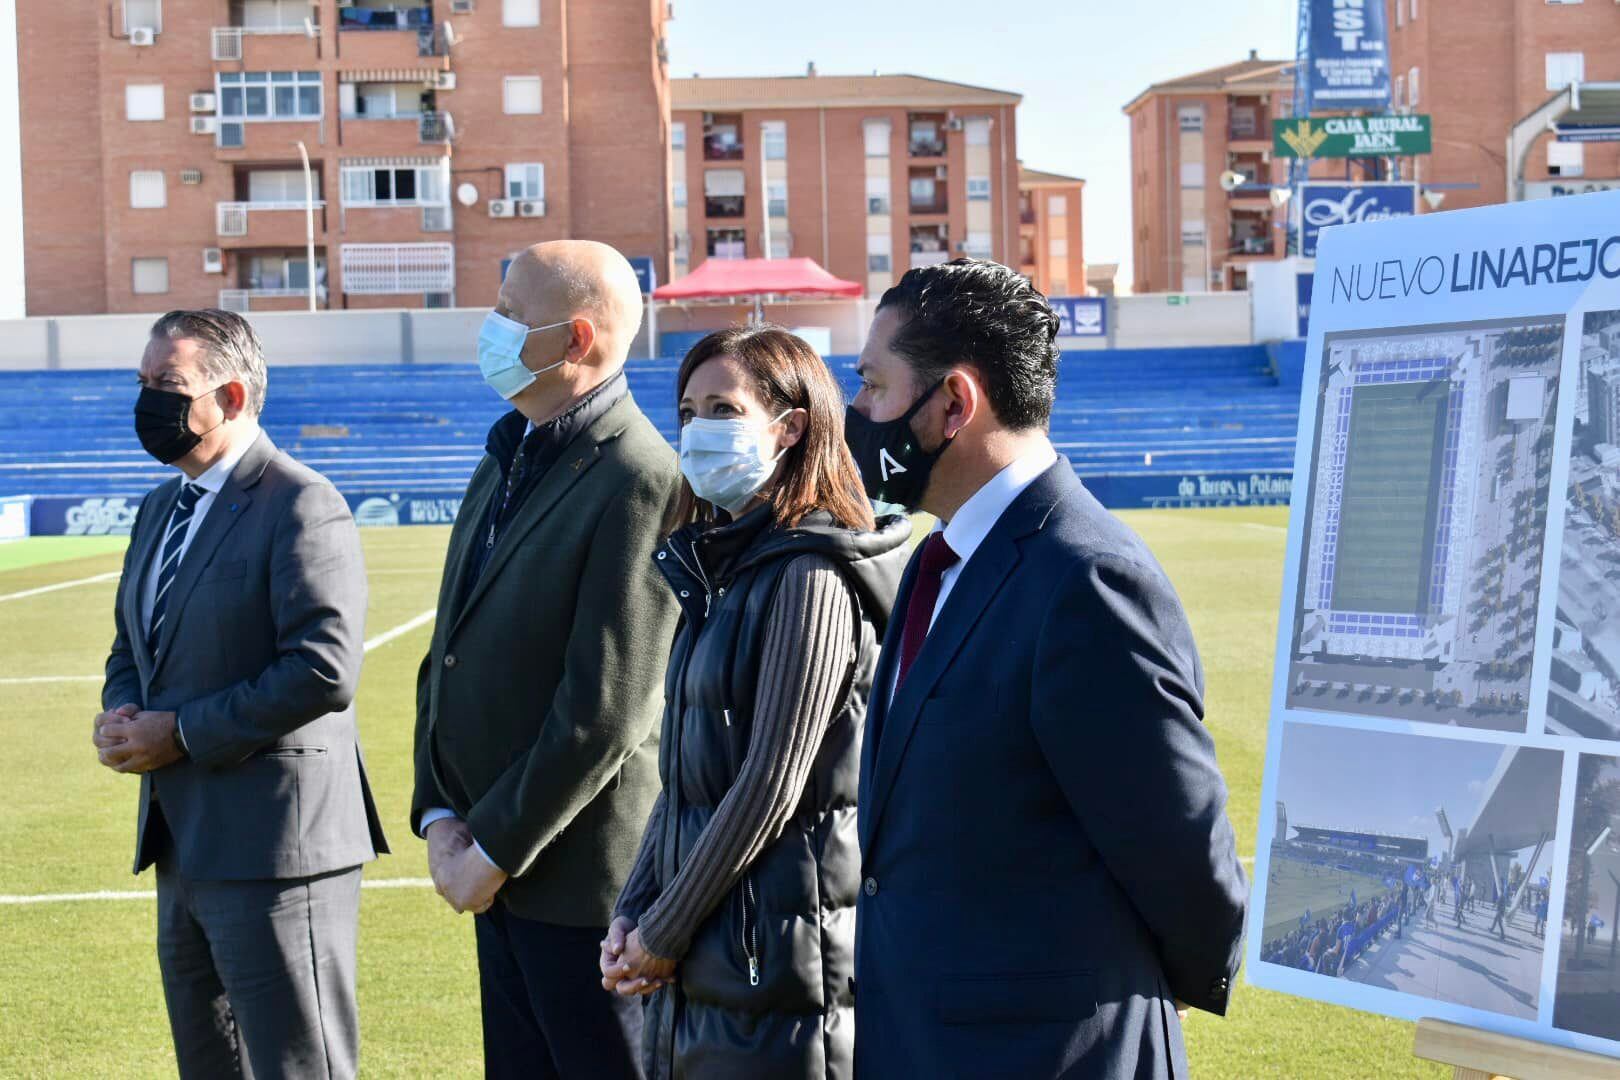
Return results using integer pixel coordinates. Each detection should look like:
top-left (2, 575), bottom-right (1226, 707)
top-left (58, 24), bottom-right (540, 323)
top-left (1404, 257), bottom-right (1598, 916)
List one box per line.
top-left (18, 0), bottom-right (671, 316)
top-left (1126, 3), bottom-right (1620, 295)
top-left (668, 72), bottom-right (1024, 298)
top-left (1016, 165), bottom-right (1085, 297)
top-left (1387, 0), bottom-right (1620, 209)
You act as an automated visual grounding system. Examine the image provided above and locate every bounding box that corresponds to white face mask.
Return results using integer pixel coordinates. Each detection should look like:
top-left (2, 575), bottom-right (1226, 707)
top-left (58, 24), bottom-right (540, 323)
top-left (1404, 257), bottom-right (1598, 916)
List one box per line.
top-left (477, 310), bottom-right (582, 400)
top-left (679, 409), bottom-right (792, 516)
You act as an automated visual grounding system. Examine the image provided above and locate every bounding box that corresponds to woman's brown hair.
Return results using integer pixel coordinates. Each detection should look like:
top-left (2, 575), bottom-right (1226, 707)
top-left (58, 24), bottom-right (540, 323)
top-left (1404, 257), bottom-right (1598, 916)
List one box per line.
top-left (664, 325), bottom-right (876, 535)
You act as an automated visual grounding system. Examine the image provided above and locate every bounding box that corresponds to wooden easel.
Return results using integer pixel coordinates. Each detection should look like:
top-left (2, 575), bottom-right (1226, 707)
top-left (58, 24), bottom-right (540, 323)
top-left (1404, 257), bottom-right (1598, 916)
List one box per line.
top-left (1414, 1018), bottom-right (1620, 1079)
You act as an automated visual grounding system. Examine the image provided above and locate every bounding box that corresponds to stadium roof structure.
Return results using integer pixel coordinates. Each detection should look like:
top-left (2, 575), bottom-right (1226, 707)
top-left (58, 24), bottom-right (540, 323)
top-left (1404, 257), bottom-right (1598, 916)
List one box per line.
top-left (1454, 748), bottom-right (1563, 857)
top-left (652, 257), bottom-right (862, 312)
top-left (672, 73), bottom-right (1021, 111)
top-left (1509, 82), bottom-right (1620, 201)
top-left (1122, 54), bottom-right (1295, 114)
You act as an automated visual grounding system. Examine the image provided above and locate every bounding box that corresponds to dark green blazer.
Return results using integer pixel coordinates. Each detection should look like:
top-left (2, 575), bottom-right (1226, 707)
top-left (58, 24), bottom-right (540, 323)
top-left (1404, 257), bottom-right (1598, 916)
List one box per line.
top-left (411, 390), bottom-right (680, 926)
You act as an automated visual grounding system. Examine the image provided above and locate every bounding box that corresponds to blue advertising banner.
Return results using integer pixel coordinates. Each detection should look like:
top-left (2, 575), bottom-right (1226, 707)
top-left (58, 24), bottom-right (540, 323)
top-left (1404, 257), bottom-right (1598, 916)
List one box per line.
top-left (1298, 183), bottom-right (1416, 257)
top-left (1307, 0), bottom-right (1391, 110)
top-left (628, 256), bottom-right (658, 296)
top-left (1296, 271), bottom-right (1314, 339)
top-left (1049, 296), bottom-right (1107, 338)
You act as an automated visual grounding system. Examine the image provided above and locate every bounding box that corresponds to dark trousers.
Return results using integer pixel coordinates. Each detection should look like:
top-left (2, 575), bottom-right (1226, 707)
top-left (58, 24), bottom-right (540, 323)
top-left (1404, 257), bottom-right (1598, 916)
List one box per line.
top-left (475, 905), bottom-right (644, 1080)
top-left (155, 851), bottom-right (362, 1080)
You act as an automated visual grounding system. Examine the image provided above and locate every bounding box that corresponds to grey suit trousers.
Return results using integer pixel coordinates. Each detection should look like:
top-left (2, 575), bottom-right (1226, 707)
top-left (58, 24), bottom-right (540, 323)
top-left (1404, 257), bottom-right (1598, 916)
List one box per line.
top-left (156, 842), bottom-right (362, 1080)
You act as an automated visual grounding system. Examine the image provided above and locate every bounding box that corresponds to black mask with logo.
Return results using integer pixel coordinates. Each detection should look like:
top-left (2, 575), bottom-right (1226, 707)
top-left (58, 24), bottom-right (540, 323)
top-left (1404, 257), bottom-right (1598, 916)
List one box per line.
top-left (843, 381), bottom-right (952, 511)
top-left (134, 386), bottom-right (222, 465)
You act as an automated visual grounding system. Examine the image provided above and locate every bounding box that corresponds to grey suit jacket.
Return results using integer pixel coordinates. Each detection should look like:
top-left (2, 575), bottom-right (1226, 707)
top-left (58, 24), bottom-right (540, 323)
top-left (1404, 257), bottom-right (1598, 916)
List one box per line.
top-left (103, 431), bottom-right (388, 881)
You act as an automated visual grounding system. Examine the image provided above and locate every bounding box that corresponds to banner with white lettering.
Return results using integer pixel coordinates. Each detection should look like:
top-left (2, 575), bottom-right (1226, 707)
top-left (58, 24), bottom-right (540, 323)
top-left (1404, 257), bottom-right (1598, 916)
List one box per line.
top-left (1307, 0), bottom-right (1392, 110)
top-left (1299, 183), bottom-right (1416, 258)
top-left (1249, 189), bottom-right (1620, 1060)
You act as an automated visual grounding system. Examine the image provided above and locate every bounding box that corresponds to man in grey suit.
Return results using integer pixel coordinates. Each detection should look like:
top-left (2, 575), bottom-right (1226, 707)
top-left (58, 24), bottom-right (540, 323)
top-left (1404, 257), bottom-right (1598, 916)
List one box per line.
top-left (93, 309), bottom-right (388, 1080)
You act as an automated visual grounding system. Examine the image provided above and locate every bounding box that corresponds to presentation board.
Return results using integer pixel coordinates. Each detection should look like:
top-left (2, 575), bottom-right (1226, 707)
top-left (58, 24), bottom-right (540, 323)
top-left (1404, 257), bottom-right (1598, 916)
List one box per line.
top-left (1248, 189), bottom-right (1620, 1060)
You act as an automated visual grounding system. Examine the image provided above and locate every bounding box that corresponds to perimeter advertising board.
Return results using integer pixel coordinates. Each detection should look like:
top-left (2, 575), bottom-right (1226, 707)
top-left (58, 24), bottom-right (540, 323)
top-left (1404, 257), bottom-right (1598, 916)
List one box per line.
top-left (1248, 189), bottom-right (1620, 1059)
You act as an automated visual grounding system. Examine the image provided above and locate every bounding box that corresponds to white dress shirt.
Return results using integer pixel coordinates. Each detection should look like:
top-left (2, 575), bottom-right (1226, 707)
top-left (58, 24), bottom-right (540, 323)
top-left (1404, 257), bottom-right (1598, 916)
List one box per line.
top-left (891, 443), bottom-right (1059, 701)
top-left (140, 426), bottom-right (259, 751)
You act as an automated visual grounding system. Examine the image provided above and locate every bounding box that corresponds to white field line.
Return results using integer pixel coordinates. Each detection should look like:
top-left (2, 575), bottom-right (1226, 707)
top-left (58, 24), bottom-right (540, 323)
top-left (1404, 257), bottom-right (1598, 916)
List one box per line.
top-left (7, 609), bottom-right (437, 689)
top-left (1241, 522), bottom-right (1287, 533)
top-left (0, 571), bottom-right (120, 604)
top-left (0, 877), bottom-right (435, 906)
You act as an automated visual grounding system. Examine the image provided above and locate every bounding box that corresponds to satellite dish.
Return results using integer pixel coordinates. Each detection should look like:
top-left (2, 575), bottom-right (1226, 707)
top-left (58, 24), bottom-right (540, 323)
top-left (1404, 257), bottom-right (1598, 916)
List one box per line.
top-left (456, 182), bottom-right (479, 208)
top-left (1219, 170), bottom-right (1247, 192)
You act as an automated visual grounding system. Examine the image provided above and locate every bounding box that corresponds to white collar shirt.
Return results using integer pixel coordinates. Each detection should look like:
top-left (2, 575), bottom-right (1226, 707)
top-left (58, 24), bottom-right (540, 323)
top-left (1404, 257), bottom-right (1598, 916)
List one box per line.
top-left (140, 428), bottom-right (260, 629)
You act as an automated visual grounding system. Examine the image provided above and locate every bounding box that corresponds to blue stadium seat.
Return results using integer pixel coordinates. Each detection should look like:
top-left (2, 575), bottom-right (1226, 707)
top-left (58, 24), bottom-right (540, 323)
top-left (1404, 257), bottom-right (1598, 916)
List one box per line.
top-left (0, 346), bottom-right (1303, 499)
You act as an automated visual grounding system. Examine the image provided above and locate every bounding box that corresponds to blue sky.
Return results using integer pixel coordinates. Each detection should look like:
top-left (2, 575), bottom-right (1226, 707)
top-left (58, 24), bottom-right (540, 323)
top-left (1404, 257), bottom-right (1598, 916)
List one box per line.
top-left (666, 0), bottom-right (1297, 285)
top-left (1275, 723), bottom-right (1508, 859)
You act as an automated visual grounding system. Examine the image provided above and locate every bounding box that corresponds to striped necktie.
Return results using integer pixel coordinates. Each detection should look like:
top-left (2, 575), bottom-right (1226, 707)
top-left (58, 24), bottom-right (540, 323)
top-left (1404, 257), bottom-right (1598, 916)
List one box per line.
top-left (147, 482), bottom-right (205, 656)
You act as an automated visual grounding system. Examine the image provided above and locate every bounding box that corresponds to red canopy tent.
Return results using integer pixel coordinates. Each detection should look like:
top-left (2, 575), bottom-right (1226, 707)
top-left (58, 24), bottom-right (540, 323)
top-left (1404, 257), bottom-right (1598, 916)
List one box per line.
top-left (653, 257), bottom-right (861, 322)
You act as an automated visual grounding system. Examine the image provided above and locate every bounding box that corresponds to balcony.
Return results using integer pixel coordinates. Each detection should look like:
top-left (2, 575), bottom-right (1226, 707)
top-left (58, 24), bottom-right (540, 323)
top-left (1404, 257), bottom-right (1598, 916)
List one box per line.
top-left (338, 6), bottom-right (432, 31)
top-left (339, 242), bottom-right (456, 295)
top-left (219, 286), bottom-right (328, 312)
top-left (1228, 235), bottom-right (1276, 257)
top-left (704, 195), bottom-right (745, 219)
top-left (703, 135), bottom-right (742, 162)
top-left (216, 200), bottom-right (327, 247)
top-left (909, 112), bottom-right (947, 158)
top-left (338, 111), bottom-right (454, 153)
top-left (211, 25), bottom-right (319, 65)
top-left (336, 9), bottom-right (449, 66)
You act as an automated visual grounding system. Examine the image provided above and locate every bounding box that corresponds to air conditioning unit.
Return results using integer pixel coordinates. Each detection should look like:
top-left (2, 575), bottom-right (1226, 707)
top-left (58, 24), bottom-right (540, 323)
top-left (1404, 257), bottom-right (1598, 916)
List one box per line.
top-left (433, 71), bottom-right (457, 91)
top-left (488, 198), bottom-right (515, 218)
top-left (945, 118), bottom-right (965, 132)
top-left (935, 165), bottom-right (947, 179)
top-left (189, 93), bottom-right (216, 113)
top-left (202, 248), bottom-right (224, 274)
top-left (190, 116), bottom-right (217, 135)
top-left (450, 0), bottom-right (474, 11)
top-left (518, 199), bottom-right (545, 217)
top-left (129, 26), bottom-right (156, 46)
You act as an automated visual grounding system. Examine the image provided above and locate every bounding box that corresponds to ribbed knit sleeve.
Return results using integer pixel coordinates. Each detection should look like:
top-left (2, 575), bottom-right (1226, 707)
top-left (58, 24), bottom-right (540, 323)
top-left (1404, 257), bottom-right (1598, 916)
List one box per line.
top-left (613, 788), bottom-right (666, 925)
top-left (635, 553), bottom-right (856, 962)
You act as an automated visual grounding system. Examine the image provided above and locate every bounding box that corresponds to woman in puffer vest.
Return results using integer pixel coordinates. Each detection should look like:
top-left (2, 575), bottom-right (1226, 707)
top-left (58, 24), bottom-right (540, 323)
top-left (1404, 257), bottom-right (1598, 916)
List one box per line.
top-left (600, 325), bottom-right (908, 1080)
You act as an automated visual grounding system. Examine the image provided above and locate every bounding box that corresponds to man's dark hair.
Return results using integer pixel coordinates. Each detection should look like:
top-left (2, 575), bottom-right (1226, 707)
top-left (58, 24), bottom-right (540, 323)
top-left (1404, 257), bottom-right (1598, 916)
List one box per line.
top-left (876, 258), bottom-right (1060, 430)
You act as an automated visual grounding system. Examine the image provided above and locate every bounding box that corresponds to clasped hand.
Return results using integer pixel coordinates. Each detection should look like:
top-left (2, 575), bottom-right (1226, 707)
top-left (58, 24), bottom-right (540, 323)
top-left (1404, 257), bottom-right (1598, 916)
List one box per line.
top-left (91, 705), bottom-right (183, 773)
top-left (425, 817), bottom-right (507, 915)
top-left (599, 916), bottom-right (677, 997)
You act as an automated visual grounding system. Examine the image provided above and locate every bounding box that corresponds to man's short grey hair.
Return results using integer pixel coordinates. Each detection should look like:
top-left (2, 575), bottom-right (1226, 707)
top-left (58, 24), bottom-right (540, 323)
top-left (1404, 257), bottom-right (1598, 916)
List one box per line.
top-left (149, 309), bottom-right (268, 416)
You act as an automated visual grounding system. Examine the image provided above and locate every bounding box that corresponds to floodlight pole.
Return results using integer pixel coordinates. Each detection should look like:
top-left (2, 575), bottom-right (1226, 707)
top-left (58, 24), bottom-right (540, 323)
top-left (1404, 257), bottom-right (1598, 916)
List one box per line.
top-left (297, 140), bottom-right (317, 311)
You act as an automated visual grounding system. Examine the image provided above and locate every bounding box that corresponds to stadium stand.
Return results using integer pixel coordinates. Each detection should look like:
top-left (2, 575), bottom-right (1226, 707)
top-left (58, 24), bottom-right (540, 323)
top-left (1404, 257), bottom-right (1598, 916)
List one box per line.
top-left (0, 345), bottom-right (1300, 502)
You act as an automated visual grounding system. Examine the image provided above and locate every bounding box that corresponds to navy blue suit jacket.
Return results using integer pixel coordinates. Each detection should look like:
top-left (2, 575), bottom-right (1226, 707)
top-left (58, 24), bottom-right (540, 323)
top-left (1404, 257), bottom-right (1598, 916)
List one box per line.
top-left (854, 459), bottom-right (1248, 1080)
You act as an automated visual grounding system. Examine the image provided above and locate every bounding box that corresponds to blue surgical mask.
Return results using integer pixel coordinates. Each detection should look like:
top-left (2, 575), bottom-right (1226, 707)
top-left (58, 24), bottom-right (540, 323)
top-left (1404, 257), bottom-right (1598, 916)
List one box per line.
top-left (679, 410), bottom-right (792, 516)
top-left (477, 310), bottom-right (579, 400)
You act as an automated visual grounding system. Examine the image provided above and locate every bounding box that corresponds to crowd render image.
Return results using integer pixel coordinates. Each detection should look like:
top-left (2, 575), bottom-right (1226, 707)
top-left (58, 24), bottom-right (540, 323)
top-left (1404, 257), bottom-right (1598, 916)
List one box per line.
top-left (13, 1), bottom-right (1620, 1078)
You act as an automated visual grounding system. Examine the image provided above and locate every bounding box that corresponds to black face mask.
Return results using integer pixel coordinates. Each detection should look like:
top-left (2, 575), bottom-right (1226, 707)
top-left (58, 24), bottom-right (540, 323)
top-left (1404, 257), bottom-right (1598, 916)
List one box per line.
top-left (844, 381), bottom-right (951, 510)
top-left (134, 386), bottom-right (221, 465)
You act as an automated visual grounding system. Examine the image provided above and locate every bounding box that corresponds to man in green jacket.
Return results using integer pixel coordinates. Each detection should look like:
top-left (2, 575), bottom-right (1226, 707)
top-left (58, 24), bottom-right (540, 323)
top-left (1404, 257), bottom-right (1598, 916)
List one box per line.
top-left (411, 240), bottom-right (679, 1079)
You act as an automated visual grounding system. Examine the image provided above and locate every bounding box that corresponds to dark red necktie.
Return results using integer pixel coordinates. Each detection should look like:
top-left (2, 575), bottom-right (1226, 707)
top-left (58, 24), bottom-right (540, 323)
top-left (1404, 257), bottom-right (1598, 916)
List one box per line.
top-left (896, 532), bottom-right (959, 690)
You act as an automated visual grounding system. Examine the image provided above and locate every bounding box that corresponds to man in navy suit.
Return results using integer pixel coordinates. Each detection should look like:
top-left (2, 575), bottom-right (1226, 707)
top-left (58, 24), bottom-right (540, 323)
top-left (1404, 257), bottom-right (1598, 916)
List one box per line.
top-left (843, 260), bottom-right (1248, 1079)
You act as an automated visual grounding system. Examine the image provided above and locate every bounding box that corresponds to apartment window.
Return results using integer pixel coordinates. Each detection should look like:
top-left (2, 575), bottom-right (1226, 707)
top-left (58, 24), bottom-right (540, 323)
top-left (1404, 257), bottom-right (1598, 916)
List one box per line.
top-left (1410, 0), bottom-right (1418, 18)
top-left (766, 180), bottom-right (787, 218)
top-left (1408, 67), bottom-right (1420, 107)
top-left (909, 175), bottom-right (936, 206)
top-left (867, 232), bottom-right (892, 273)
top-left (965, 117), bottom-right (991, 147)
top-left (1177, 105), bottom-right (1203, 132)
top-left (866, 176), bottom-right (890, 215)
top-left (132, 257), bottom-right (169, 295)
top-left (217, 71), bottom-right (322, 121)
top-left (1048, 194), bottom-right (1068, 216)
top-left (1549, 141), bottom-right (1585, 177)
top-left (966, 177), bottom-right (991, 201)
top-left (342, 165), bottom-right (446, 206)
top-left (863, 119), bottom-right (891, 158)
top-left (1181, 222), bottom-right (1206, 246)
top-left (671, 122), bottom-right (686, 150)
top-left (126, 84), bottom-right (165, 122)
top-left (503, 76), bottom-right (543, 115)
top-left (1395, 0), bottom-right (1404, 26)
top-left (1546, 52), bottom-right (1584, 91)
top-left (502, 0), bottom-right (540, 27)
top-left (1048, 234), bottom-right (1068, 259)
top-left (1180, 162), bottom-right (1204, 189)
top-left (707, 228), bottom-right (746, 259)
top-left (248, 169), bottom-right (307, 202)
top-left (122, 0), bottom-right (161, 32)
top-left (763, 121), bottom-right (786, 161)
top-left (965, 231), bottom-right (992, 258)
top-left (1393, 75), bottom-right (1405, 109)
top-left (130, 170), bottom-right (166, 209)
top-left (504, 163), bottom-right (544, 200)
top-left (248, 253), bottom-right (320, 291)
top-left (672, 181), bottom-right (687, 208)
top-left (241, 0), bottom-right (307, 30)
top-left (766, 231), bottom-right (790, 259)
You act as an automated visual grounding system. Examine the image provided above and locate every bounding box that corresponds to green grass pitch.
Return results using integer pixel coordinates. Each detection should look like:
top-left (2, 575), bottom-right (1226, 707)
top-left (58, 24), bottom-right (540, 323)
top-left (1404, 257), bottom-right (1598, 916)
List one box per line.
top-left (0, 507), bottom-right (1444, 1077)
top-left (1261, 859), bottom-right (1398, 948)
